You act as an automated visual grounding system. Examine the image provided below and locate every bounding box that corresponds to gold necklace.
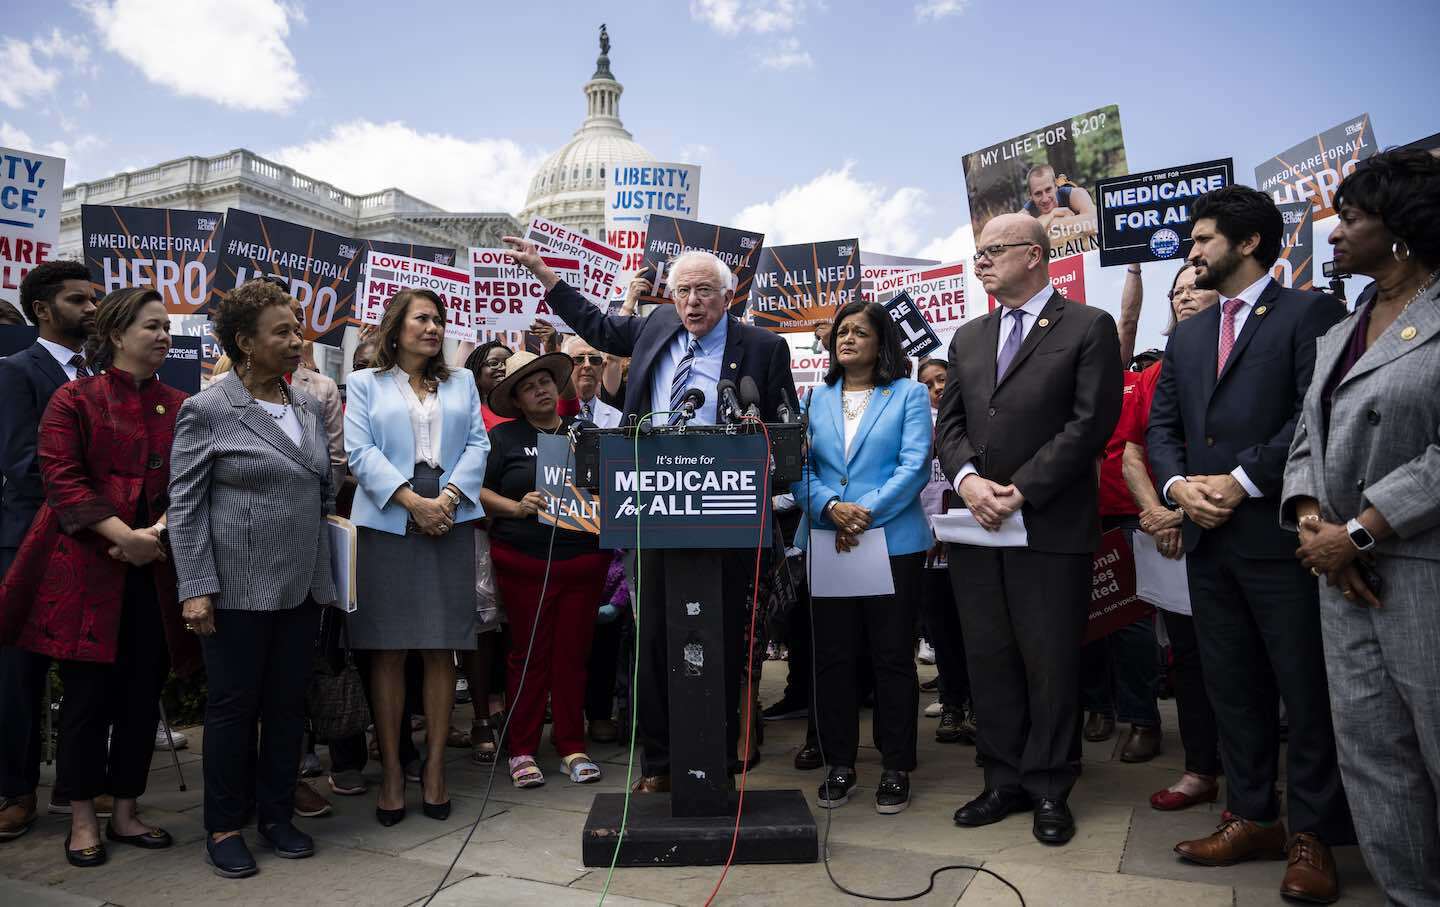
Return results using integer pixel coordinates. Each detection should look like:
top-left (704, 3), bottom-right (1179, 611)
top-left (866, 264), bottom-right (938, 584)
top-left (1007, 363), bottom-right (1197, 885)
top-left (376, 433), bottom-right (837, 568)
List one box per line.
top-left (841, 387), bottom-right (873, 420)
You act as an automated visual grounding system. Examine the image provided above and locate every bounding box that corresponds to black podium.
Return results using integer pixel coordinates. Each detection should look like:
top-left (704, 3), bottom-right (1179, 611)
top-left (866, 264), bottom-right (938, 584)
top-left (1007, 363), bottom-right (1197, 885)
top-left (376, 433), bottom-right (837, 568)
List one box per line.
top-left (573, 423), bottom-right (817, 867)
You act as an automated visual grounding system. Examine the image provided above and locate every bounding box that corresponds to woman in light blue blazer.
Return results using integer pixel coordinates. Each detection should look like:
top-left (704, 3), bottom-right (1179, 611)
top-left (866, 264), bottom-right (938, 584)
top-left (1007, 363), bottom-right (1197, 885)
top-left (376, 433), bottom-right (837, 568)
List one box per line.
top-left (795, 300), bottom-right (932, 816)
top-left (344, 290), bottom-right (489, 827)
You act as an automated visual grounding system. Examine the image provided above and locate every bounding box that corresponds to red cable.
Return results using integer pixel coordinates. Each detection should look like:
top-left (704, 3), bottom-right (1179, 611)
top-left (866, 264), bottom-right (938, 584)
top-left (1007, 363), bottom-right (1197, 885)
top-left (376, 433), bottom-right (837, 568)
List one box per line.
top-left (702, 415), bottom-right (772, 907)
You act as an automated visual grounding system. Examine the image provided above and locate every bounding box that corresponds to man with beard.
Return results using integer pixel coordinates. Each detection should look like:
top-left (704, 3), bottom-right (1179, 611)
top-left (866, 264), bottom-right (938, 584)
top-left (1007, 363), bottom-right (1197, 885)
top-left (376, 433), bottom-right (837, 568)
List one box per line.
top-left (1146, 185), bottom-right (1353, 903)
top-left (0, 261), bottom-right (97, 840)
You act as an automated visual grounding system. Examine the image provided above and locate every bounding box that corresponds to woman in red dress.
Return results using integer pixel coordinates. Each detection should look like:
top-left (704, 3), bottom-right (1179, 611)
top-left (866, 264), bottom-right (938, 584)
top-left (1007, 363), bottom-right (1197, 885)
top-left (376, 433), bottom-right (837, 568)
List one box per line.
top-left (0, 288), bottom-right (196, 868)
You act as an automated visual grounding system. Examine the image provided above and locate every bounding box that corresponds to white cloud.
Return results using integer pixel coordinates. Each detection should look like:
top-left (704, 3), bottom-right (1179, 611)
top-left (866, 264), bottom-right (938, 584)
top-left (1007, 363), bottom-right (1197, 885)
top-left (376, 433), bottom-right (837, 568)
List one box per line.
top-left (82, 0), bottom-right (306, 113)
top-left (917, 222), bottom-right (976, 263)
top-left (691, 0), bottom-right (809, 35)
top-left (0, 121), bottom-right (104, 178)
top-left (914, 0), bottom-right (969, 20)
top-left (734, 163), bottom-right (931, 255)
top-left (758, 37), bottom-right (813, 70)
top-left (270, 120), bottom-right (544, 213)
top-left (0, 37), bottom-right (62, 109)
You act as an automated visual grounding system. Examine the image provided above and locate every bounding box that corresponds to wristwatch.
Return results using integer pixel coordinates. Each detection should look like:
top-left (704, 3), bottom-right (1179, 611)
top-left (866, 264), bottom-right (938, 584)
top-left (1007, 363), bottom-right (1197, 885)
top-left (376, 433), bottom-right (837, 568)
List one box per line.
top-left (1345, 518), bottom-right (1376, 551)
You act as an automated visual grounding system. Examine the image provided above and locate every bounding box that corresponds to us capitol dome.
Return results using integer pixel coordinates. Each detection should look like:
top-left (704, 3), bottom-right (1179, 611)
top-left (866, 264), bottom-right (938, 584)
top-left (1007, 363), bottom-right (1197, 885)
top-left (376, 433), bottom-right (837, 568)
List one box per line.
top-left (517, 25), bottom-right (655, 240)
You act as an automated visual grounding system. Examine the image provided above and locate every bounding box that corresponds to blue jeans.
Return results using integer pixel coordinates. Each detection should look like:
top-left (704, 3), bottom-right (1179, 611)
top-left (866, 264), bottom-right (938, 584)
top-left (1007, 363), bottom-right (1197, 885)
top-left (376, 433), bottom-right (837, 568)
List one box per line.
top-left (1081, 520), bottom-right (1160, 727)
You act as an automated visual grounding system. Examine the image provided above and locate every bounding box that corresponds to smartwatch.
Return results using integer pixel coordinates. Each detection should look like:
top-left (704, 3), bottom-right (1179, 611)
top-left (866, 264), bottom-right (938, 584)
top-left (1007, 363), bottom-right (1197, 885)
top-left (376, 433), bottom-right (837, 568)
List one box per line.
top-left (1345, 518), bottom-right (1376, 552)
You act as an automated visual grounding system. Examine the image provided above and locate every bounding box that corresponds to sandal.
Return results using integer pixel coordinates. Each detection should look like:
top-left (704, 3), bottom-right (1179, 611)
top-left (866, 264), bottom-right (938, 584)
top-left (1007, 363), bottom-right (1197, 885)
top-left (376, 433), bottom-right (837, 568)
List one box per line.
top-left (471, 719), bottom-right (498, 764)
top-left (509, 756), bottom-right (545, 789)
top-left (561, 753), bottom-right (603, 784)
top-left (446, 724), bottom-right (471, 748)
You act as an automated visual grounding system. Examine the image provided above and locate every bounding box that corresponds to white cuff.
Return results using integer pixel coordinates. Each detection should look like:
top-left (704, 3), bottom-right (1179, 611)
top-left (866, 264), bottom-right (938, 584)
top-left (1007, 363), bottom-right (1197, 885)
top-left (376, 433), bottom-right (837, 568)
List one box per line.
top-left (1231, 466), bottom-right (1262, 498)
top-left (1162, 476), bottom-right (1184, 505)
top-left (952, 462), bottom-right (978, 494)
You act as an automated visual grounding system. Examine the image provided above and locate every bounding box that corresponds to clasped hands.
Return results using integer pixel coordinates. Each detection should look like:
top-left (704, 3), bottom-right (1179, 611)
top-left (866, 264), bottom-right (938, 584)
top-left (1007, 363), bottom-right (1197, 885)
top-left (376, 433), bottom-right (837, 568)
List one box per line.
top-left (829, 501), bottom-right (872, 553)
top-left (958, 474), bottom-right (1024, 532)
top-left (107, 524), bottom-right (166, 566)
top-left (1138, 505), bottom-right (1183, 560)
top-left (1168, 474), bottom-right (1247, 529)
top-left (404, 488), bottom-right (460, 536)
top-left (1296, 517), bottom-right (1381, 608)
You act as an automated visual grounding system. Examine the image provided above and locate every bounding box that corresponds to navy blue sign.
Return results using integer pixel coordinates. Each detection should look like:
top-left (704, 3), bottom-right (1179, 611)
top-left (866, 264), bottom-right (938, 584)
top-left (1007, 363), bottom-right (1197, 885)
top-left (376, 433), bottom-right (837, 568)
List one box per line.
top-left (882, 290), bottom-right (941, 358)
top-left (1097, 158), bottom-right (1233, 266)
top-left (0, 326), bottom-right (202, 393)
top-left (598, 433), bottom-right (772, 549)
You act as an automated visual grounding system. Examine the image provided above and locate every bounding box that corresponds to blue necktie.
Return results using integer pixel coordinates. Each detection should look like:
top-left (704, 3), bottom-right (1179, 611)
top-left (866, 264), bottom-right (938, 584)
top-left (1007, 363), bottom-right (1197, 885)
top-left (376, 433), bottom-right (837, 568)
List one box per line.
top-left (669, 336), bottom-right (700, 416)
top-left (995, 309), bottom-right (1026, 383)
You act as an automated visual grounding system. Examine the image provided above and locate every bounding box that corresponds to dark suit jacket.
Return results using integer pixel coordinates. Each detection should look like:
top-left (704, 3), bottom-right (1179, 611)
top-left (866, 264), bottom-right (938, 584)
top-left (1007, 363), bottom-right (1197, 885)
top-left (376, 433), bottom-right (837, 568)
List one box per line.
top-left (0, 342), bottom-right (70, 553)
top-left (936, 291), bottom-right (1123, 554)
top-left (544, 281), bottom-right (797, 423)
top-left (1146, 279), bottom-right (1345, 557)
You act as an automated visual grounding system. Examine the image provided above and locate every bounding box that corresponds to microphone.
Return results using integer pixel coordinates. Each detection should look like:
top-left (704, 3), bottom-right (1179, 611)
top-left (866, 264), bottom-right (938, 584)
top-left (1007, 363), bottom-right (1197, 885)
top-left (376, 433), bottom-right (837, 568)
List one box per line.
top-left (738, 375), bottom-right (763, 420)
top-left (716, 379), bottom-right (743, 424)
top-left (673, 387), bottom-right (705, 425)
top-left (775, 386), bottom-right (797, 424)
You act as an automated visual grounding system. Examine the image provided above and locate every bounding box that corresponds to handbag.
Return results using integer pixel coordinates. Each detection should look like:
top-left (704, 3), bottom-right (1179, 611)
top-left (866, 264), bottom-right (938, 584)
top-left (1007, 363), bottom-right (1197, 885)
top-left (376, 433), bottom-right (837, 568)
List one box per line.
top-left (306, 609), bottom-right (369, 742)
top-left (475, 527), bottom-right (506, 628)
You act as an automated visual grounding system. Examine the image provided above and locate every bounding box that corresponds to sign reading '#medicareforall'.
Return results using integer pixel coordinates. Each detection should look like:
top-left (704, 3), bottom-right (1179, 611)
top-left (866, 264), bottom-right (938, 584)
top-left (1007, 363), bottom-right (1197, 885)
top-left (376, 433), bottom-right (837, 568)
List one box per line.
top-left (597, 434), bottom-right (772, 549)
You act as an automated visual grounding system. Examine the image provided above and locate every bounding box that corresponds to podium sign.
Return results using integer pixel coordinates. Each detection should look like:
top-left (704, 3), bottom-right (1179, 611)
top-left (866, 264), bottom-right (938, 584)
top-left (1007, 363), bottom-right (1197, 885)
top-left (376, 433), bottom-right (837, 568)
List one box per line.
top-left (598, 433), bottom-right (772, 549)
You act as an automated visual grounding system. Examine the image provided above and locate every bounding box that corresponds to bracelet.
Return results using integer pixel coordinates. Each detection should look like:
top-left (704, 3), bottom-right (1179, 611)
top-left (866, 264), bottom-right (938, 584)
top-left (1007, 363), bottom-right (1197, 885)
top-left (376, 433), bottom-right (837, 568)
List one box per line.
top-left (1298, 514), bottom-right (1322, 527)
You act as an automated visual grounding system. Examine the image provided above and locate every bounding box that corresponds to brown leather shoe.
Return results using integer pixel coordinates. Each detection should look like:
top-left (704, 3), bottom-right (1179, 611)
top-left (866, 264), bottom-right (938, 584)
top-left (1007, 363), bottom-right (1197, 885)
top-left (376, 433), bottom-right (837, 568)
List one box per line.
top-left (1120, 725), bottom-right (1162, 763)
top-left (0, 794), bottom-right (38, 840)
top-left (1175, 816), bottom-right (1289, 866)
top-left (630, 775), bottom-right (670, 794)
top-left (292, 781), bottom-right (333, 818)
top-left (1281, 833), bottom-right (1339, 904)
top-left (1083, 712), bottom-right (1115, 742)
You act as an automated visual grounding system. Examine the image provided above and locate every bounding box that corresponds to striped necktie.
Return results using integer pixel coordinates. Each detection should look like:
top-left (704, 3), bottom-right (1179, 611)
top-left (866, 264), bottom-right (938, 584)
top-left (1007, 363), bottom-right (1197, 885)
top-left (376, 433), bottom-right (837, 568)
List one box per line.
top-left (68, 354), bottom-right (91, 379)
top-left (669, 336), bottom-right (701, 416)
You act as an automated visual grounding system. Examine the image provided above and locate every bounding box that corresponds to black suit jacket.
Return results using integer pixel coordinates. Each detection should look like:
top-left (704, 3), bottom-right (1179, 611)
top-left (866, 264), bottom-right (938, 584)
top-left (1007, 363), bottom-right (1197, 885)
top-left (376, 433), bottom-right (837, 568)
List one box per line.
top-left (0, 342), bottom-right (71, 552)
top-left (544, 281), bottom-right (797, 423)
top-left (1146, 279), bottom-right (1345, 557)
top-left (936, 291), bottom-right (1123, 554)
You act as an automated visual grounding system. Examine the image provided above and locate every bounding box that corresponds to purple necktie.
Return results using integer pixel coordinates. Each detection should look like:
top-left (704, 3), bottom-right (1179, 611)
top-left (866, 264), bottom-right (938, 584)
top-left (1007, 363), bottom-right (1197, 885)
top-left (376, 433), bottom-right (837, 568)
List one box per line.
top-left (995, 309), bottom-right (1027, 383)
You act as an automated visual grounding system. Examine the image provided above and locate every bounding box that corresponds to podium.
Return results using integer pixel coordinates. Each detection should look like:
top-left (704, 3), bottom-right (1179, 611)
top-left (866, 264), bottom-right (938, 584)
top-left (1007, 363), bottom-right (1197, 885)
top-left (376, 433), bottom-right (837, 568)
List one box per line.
top-left (572, 422), bottom-right (818, 867)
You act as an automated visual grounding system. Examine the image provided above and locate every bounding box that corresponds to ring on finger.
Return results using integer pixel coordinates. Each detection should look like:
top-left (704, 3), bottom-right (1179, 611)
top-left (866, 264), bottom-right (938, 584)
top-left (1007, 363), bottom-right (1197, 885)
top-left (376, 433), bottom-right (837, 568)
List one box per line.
top-left (1342, 588), bottom-right (1354, 598)
top-left (1310, 567), bottom-right (1321, 577)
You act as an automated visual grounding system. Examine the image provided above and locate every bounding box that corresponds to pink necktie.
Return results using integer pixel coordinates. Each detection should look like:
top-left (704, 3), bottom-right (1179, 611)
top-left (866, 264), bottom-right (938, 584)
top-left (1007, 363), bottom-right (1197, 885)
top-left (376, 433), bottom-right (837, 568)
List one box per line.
top-left (1216, 298), bottom-right (1245, 374)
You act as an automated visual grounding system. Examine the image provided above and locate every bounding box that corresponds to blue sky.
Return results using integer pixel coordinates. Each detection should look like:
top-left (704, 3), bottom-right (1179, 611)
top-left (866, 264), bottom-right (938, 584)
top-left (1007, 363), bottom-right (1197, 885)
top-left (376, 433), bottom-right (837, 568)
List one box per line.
top-left (5, 0), bottom-right (1438, 272)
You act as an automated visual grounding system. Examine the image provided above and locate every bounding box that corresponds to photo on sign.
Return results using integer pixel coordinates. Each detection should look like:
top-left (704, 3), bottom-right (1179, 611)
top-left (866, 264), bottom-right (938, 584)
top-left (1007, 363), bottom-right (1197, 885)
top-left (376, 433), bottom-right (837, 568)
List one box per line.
top-left (1254, 113), bottom-right (1377, 222)
top-left (1272, 201), bottom-right (1314, 291)
top-left (81, 205), bottom-right (223, 315)
top-left (749, 239), bottom-right (861, 333)
top-left (961, 105), bottom-right (1128, 261)
top-left (637, 215), bottom-right (765, 315)
top-left (1096, 158), bottom-right (1232, 267)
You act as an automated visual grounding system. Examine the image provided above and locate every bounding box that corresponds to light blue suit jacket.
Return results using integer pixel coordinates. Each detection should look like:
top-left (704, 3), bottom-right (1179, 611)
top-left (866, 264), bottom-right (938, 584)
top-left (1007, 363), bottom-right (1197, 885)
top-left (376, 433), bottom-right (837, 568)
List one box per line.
top-left (344, 368), bottom-right (490, 535)
top-left (793, 377), bottom-right (932, 556)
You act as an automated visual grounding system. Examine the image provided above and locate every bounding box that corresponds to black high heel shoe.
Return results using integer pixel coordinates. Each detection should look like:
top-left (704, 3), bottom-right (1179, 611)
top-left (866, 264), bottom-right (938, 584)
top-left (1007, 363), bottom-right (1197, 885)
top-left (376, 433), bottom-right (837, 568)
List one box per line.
top-left (375, 779), bottom-right (406, 827)
top-left (421, 800), bottom-right (451, 821)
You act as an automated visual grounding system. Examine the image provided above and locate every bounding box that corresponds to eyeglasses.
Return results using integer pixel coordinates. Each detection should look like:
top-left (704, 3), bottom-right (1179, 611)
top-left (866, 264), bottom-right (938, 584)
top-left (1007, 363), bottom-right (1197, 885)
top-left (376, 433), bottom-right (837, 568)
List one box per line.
top-left (672, 285), bottom-right (720, 301)
top-left (573, 354), bottom-right (604, 365)
top-left (972, 242), bottom-right (1039, 265)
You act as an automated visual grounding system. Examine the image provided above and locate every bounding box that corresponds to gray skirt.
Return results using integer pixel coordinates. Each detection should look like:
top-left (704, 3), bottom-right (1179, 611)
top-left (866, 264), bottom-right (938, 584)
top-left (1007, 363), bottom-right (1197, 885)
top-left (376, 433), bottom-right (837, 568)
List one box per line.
top-left (350, 464), bottom-right (477, 650)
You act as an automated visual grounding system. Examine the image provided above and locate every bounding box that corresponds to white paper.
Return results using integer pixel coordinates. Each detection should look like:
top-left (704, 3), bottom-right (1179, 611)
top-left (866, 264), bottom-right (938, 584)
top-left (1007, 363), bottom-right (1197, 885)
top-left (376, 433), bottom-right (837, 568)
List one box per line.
top-left (929, 508), bottom-right (1028, 547)
top-left (809, 528), bottom-right (894, 598)
top-left (1133, 532), bottom-right (1191, 616)
top-left (326, 516), bottom-right (358, 613)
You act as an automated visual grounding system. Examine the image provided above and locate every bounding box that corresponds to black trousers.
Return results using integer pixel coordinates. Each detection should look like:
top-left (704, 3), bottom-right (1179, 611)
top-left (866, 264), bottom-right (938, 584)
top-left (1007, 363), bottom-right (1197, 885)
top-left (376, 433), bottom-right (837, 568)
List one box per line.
top-left (1161, 610), bottom-right (1222, 777)
top-left (780, 591), bottom-right (814, 709)
top-left (632, 549), bottom-right (750, 777)
top-left (949, 545), bottom-right (1090, 801)
top-left (922, 566), bottom-right (969, 708)
top-left (56, 569), bottom-right (168, 801)
top-left (585, 611), bottom-right (628, 722)
top-left (1187, 536), bottom-right (1354, 842)
top-left (200, 602), bottom-right (319, 832)
top-left (813, 552), bottom-right (923, 771)
top-left (0, 546), bottom-right (58, 800)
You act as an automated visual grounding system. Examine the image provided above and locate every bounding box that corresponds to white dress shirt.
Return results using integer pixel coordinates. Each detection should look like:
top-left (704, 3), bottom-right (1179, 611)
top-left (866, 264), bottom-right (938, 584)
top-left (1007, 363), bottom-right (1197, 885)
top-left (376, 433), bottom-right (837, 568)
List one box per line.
top-left (1160, 274), bottom-right (1272, 504)
top-left (650, 316), bottom-right (728, 425)
top-left (37, 337), bottom-right (86, 381)
top-left (950, 284), bottom-right (1054, 492)
top-left (391, 370), bottom-right (443, 468)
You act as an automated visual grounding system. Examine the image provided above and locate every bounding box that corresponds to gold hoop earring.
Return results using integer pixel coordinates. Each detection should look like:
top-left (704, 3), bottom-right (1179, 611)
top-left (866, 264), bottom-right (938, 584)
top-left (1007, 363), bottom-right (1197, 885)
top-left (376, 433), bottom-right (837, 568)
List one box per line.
top-left (1393, 240), bottom-right (1411, 263)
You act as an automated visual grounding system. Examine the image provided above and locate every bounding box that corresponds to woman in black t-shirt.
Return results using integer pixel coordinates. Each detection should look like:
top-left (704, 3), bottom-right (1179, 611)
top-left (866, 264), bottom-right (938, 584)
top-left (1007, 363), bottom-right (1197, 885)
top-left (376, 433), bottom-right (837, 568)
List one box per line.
top-left (480, 351), bottom-right (610, 789)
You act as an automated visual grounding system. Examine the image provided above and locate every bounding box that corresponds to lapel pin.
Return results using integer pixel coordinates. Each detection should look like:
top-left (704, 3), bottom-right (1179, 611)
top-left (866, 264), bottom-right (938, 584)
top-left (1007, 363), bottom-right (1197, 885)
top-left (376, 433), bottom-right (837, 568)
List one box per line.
top-left (1255, 305), bottom-right (1268, 316)
top-left (154, 404), bottom-right (166, 414)
top-left (1401, 326), bottom-right (1418, 341)
top-left (729, 362), bottom-right (738, 370)
top-left (882, 388), bottom-right (891, 396)
top-left (1038, 318), bottom-right (1050, 327)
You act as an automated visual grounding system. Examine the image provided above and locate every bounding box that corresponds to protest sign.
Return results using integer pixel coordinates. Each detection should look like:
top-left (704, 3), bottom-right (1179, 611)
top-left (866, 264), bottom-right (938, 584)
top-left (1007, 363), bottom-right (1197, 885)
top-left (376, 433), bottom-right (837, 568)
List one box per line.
top-left (526, 217), bottom-right (623, 306)
top-left (537, 434), bottom-right (599, 534)
top-left (861, 265), bottom-right (915, 303)
top-left (637, 215), bottom-right (765, 314)
top-left (605, 161), bottom-right (701, 273)
top-left (1272, 201), bottom-right (1314, 291)
top-left (750, 239), bottom-right (861, 333)
top-left (962, 106), bottom-right (1128, 262)
top-left (1, 325), bottom-right (201, 393)
top-left (0, 147), bottom-right (64, 308)
top-left (212, 209), bottom-right (360, 344)
top-left (1255, 114), bottom-right (1377, 222)
top-left (361, 239), bottom-right (456, 267)
top-left (882, 290), bottom-right (941, 358)
top-left (1097, 159), bottom-right (1232, 266)
top-left (1084, 529), bottom-right (1152, 644)
top-left (788, 341), bottom-right (831, 400)
top-left (469, 247), bottom-right (586, 334)
top-left (870, 261), bottom-right (967, 341)
top-left (81, 205), bottom-right (223, 315)
top-left (172, 314), bottom-right (223, 378)
top-left (984, 253), bottom-right (1086, 312)
top-left (355, 250), bottom-right (476, 341)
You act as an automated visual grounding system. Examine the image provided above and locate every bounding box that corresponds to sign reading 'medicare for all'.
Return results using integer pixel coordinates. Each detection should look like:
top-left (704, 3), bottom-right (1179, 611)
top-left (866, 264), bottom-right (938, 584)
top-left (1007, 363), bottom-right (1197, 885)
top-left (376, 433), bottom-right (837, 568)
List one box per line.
top-left (0, 147), bottom-right (64, 307)
top-left (356, 251), bottom-right (476, 341)
top-left (870, 261), bottom-right (967, 341)
top-left (1096, 159), bottom-right (1233, 266)
top-left (469, 247), bottom-right (585, 334)
top-left (526, 217), bottom-right (624, 306)
top-left (81, 205), bottom-right (224, 315)
top-left (605, 162), bottom-right (701, 273)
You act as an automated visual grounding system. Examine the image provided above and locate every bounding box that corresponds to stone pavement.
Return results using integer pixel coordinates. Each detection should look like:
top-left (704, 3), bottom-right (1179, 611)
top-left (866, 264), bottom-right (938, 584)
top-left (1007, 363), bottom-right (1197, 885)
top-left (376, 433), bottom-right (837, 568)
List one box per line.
top-left (0, 667), bottom-right (1382, 906)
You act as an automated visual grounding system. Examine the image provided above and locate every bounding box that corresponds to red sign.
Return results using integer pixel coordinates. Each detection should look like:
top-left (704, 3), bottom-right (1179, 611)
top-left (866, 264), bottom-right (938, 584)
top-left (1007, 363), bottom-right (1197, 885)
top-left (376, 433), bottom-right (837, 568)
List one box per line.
top-left (1084, 528), bottom-right (1152, 643)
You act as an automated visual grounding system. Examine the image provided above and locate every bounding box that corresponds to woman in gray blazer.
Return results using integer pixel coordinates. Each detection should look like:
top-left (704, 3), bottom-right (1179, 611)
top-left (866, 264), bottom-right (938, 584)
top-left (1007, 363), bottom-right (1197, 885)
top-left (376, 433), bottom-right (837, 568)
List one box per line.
top-left (1282, 149), bottom-right (1440, 904)
top-left (168, 280), bottom-right (336, 879)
